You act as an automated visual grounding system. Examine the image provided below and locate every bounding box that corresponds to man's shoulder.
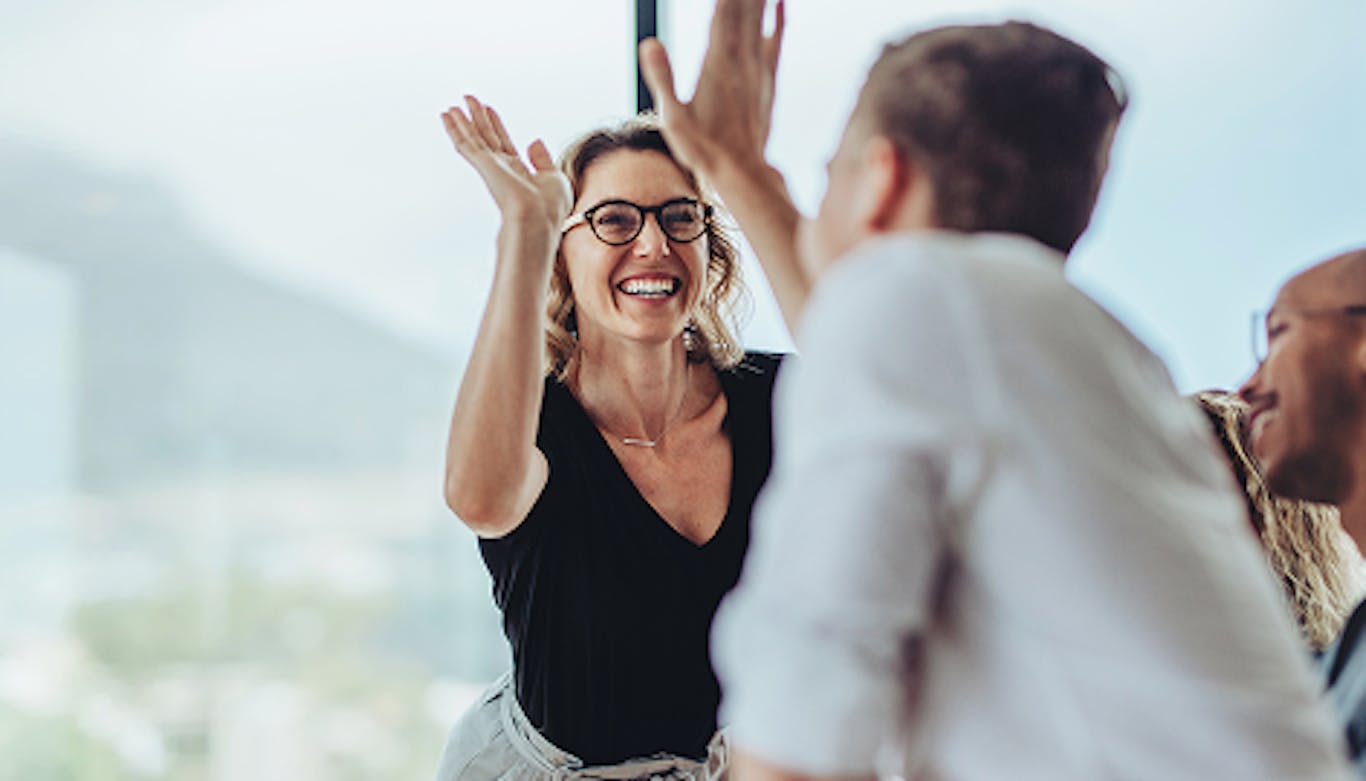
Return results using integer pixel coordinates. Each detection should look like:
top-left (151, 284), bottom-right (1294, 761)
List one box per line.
top-left (808, 231), bottom-right (1076, 339)
top-left (804, 234), bottom-right (967, 325)
top-left (821, 231), bottom-right (1064, 302)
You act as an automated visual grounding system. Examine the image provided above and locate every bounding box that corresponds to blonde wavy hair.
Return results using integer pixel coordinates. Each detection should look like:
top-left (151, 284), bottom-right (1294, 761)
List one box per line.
top-left (544, 114), bottom-right (748, 381)
top-left (1195, 390), bottom-right (1365, 650)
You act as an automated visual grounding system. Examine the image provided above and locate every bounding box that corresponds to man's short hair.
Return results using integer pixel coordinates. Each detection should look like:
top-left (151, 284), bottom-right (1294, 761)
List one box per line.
top-left (858, 21), bottom-right (1127, 254)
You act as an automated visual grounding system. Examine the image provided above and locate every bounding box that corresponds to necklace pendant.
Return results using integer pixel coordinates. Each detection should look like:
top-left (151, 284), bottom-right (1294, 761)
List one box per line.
top-left (622, 437), bottom-right (658, 447)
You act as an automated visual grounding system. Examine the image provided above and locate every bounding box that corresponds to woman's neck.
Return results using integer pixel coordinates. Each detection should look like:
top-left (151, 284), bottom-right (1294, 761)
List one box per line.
top-left (571, 336), bottom-right (693, 442)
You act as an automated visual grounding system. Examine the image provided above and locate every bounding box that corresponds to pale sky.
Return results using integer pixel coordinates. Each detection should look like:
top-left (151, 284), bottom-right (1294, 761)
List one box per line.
top-left (3, 0), bottom-right (1363, 391)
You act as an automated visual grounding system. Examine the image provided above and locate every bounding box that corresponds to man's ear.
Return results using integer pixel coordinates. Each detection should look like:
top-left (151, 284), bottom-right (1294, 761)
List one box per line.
top-left (851, 136), bottom-right (901, 232)
top-left (852, 136), bottom-right (925, 232)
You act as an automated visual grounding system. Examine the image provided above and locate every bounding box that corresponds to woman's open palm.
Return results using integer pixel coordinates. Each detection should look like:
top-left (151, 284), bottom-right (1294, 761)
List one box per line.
top-left (442, 96), bottom-right (572, 231)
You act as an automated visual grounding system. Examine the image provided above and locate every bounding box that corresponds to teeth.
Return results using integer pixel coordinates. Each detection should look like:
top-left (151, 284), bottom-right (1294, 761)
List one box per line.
top-left (1248, 411), bottom-right (1275, 454)
top-left (1251, 412), bottom-right (1272, 441)
top-left (620, 278), bottom-right (677, 296)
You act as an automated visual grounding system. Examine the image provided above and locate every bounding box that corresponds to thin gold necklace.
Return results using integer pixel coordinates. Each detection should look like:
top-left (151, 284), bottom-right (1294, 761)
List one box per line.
top-left (600, 362), bottom-right (693, 448)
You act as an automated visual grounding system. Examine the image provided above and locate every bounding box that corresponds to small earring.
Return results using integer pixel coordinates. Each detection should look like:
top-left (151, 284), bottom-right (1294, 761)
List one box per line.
top-left (683, 319), bottom-right (700, 353)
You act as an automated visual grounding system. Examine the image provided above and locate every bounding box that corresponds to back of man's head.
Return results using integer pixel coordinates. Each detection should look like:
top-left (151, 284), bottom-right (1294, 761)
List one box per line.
top-left (856, 21), bottom-right (1126, 254)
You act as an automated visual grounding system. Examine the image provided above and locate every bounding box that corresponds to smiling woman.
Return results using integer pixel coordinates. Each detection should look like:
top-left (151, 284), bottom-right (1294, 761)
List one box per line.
top-left (546, 124), bottom-right (746, 383)
top-left (436, 99), bottom-right (784, 778)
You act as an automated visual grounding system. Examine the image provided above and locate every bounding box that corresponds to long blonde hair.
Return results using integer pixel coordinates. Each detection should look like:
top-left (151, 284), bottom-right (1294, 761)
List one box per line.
top-left (1195, 390), bottom-right (1365, 650)
top-left (544, 115), bottom-right (747, 381)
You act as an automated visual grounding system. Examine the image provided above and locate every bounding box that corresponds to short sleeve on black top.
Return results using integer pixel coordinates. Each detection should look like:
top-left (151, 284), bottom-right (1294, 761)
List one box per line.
top-left (478, 352), bottom-right (783, 765)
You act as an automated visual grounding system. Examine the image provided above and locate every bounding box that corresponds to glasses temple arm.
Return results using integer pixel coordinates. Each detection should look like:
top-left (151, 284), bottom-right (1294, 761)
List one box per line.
top-left (561, 213), bottom-right (587, 234)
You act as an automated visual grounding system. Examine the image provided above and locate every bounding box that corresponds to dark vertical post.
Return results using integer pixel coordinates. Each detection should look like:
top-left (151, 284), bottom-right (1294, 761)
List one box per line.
top-left (635, 0), bottom-right (659, 113)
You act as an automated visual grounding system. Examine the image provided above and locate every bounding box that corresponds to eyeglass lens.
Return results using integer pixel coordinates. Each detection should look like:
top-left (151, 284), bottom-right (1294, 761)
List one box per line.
top-left (588, 201), bottom-right (707, 245)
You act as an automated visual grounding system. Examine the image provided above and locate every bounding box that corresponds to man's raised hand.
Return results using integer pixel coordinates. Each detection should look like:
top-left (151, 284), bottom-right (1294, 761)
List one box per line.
top-left (639, 0), bottom-right (785, 181)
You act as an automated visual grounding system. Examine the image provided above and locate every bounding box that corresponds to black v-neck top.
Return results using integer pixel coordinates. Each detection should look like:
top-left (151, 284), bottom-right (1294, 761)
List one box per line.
top-left (479, 352), bottom-right (783, 765)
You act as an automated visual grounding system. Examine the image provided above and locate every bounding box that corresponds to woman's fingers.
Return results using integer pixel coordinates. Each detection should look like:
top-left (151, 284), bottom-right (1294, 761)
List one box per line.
top-left (486, 106), bottom-right (518, 156)
top-left (527, 139), bottom-right (555, 172)
top-left (464, 95), bottom-right (502, 149)
top-left (445, 100), bottom-right (528, 169)
top-left (441, 94), bottom-right (566, 221)
top-left (442, 106), bottom-right (480, 154)
top-left (528, 139), bottom-right (572, 218)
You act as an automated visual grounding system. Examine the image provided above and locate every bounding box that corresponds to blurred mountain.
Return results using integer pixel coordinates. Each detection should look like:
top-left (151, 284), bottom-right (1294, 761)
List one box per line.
top-left (0, 140), bottom-right (458, 492)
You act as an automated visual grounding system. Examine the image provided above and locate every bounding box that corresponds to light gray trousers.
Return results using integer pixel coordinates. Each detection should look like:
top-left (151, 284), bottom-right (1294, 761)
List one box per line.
top-left (436, 672), bottom-right (729, 781)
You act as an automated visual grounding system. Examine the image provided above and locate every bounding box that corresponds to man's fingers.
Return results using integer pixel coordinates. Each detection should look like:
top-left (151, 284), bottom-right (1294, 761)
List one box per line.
top-left (763, 0), bottom-right (786, 74)
top-left (710, 0), bottom-right (765, 55)
top-left (639, 38), bottom-right (684, 116)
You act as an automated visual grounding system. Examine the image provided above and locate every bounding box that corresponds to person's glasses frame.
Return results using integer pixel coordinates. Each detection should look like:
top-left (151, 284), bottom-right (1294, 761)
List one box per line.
top-left (1250, 304), bottom-right (1366, 364)
top-left (561, 198), bottom-right (713, 246)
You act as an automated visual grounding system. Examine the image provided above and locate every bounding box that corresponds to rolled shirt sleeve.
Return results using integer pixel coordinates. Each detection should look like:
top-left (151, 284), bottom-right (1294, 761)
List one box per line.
top-left (712, 245), bottom-right (981, 776)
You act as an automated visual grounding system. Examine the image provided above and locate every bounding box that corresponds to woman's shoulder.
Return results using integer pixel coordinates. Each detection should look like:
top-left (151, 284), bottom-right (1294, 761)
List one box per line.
top-left (533, 374), bottom-right (596, 454)
top-left (540, 372), bottom-right (572, 402)
top-left (723, 350), bottom-right (786, 380)
top-left (538, 373), bottom-right (586, 419)
top-left (716, 351), bottom-right (786, 408)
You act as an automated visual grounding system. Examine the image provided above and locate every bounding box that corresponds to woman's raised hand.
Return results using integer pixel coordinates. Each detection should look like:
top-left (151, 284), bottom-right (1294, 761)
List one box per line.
top-left (441, 97), bottom-right (558, 538)
top-left (442, 96), bottom-right (572, 233)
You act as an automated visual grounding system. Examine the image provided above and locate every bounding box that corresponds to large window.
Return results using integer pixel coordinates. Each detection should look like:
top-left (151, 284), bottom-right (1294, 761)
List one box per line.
top-left (2, 1), bottom-right (1364, 778)
top-left (1, 3), bottom-right (634, 778)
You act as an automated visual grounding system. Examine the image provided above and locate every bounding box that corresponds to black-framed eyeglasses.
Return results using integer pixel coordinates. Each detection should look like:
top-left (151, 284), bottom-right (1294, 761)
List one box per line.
top-left (561, 198), bottom-right (712, 246)
top-left (1250, 304), bottom-right (1366, 363)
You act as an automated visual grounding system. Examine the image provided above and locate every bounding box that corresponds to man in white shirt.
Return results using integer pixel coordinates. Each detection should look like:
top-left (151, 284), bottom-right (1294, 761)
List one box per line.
top-left (641, 2), bottom-right (1352, 779)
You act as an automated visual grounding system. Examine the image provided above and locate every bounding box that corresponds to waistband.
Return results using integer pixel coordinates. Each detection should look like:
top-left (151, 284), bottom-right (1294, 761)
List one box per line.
top-left (493, 672), bottom-right (729, 781)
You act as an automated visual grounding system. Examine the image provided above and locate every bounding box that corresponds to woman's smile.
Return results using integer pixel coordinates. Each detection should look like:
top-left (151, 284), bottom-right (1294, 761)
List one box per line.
top-left (616, 273), bottom-right (683, 300)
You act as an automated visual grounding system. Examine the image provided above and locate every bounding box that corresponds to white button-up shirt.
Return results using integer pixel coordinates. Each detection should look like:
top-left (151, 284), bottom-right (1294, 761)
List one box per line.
top-left (713, 232), bottom-right (1351, 780)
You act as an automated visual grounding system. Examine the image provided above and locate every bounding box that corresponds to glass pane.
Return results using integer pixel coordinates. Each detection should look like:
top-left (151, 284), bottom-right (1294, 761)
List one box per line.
top-left (0, 2), bottom-right (633, 778)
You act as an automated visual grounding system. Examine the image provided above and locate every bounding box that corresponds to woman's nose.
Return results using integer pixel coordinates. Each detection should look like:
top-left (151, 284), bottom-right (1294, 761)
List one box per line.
top-left (632, 214), bottom-right (671, 256)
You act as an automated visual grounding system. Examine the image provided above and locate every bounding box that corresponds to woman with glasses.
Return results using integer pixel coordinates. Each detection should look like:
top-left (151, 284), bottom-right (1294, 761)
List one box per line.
top-left (435, 96), bottom-right (784, 780)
